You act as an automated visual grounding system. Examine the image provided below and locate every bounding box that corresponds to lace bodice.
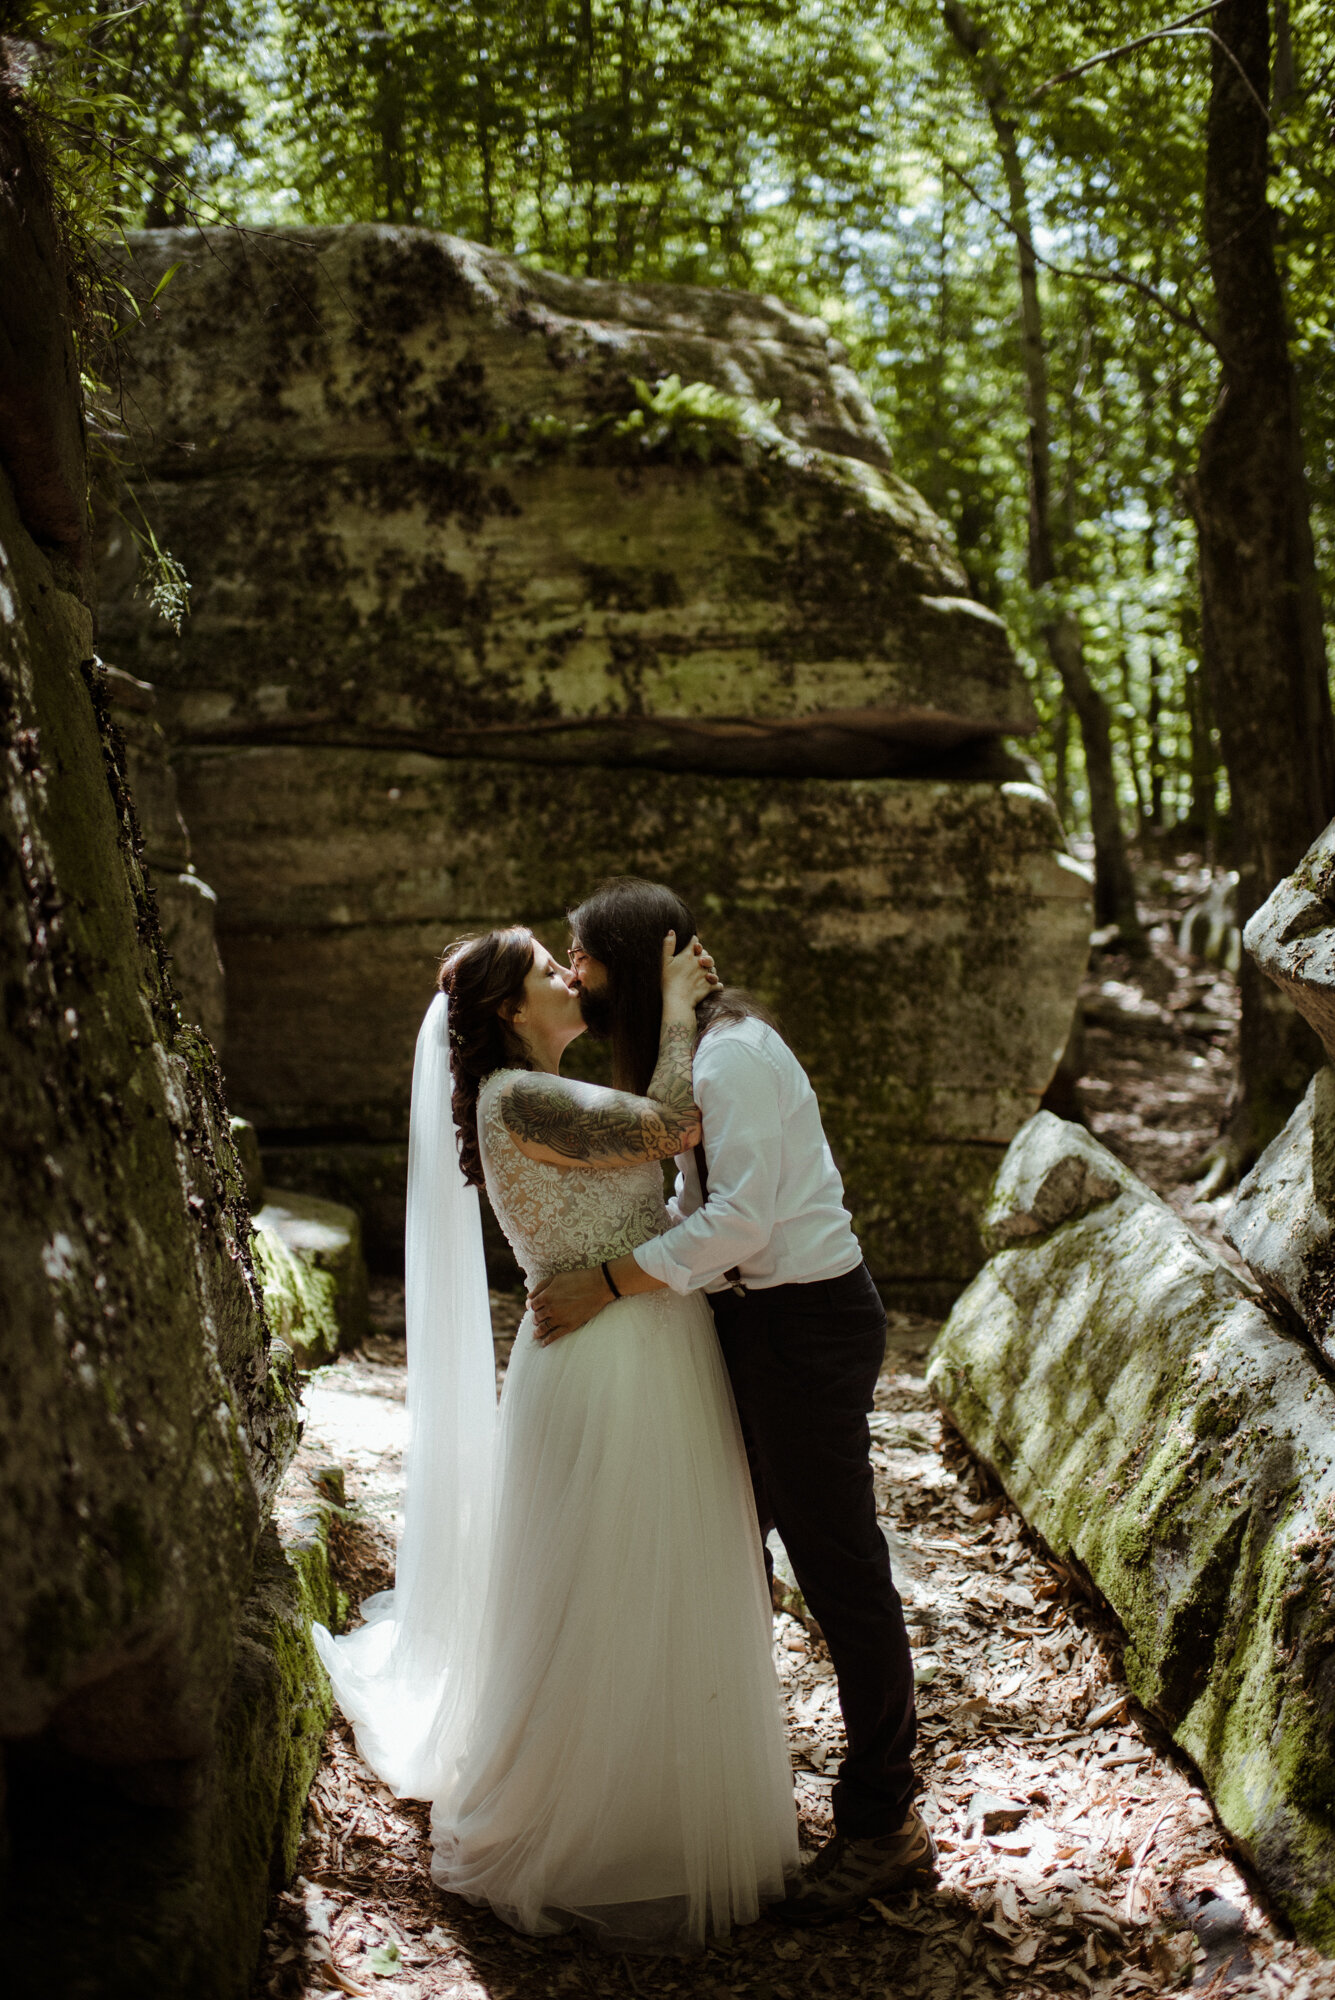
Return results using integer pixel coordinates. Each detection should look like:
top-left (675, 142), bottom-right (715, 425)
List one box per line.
top-left (477, 1070), bottom-right (671, 1286)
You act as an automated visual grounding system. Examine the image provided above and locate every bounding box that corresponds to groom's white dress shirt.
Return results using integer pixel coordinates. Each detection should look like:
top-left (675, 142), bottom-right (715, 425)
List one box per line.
top-left (631, 1016), bottom-right (863, 1295)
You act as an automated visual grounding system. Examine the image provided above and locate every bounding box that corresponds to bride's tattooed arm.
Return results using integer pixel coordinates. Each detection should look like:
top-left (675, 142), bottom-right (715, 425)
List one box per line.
top-left (645, 1021), bottom-right (696, 1115)
top-left (502, 931), bottom-right (710, 1168)
top-left (500, 1072), bottom-right (700, 1166)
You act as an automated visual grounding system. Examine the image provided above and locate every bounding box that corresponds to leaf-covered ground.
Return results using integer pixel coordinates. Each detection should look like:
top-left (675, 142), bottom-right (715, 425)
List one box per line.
top-left (255, 854), bottom-right (1334, 2000)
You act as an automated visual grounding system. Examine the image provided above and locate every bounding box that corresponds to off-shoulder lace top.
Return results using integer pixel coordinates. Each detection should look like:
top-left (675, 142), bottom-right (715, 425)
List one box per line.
top-left (477, 1069), bottom-right (671, 1287)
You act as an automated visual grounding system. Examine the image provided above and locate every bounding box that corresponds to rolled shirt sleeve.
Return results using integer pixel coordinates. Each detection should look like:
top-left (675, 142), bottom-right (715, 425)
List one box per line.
top-left (632, 1036), bottom-right (783, 1294)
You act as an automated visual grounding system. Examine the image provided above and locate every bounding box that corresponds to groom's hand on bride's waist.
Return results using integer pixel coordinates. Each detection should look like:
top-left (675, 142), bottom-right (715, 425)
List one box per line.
top-left (530, 1252), bottom-right (665, 1344)
top-left (529, 1266), bottom-right (610, 1344)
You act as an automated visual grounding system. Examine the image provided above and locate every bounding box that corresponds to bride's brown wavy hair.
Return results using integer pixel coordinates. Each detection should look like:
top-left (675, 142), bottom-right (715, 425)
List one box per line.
top-left (437, 928), bottom-right (534, 1187)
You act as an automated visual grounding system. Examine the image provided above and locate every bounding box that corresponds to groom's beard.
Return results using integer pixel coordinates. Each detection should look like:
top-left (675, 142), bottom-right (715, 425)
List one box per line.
top-left (577, 986), bottom-right (614, 1039)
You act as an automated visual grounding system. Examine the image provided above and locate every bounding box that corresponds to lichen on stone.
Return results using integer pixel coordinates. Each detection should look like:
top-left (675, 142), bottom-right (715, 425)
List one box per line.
top-left (930, 1113), bottom-right (1335, 1949)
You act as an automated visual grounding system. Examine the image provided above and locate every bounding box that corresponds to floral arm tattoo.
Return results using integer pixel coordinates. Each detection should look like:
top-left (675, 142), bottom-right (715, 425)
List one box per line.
top-left (502, 1073), bottom-right (693, 1163)
top-left (645, 1021), bottom-right (696, 1115)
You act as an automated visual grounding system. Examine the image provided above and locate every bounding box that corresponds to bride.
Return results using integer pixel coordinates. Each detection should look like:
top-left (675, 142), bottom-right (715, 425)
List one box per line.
top-left (314, 926), bottom-right (798, 1951)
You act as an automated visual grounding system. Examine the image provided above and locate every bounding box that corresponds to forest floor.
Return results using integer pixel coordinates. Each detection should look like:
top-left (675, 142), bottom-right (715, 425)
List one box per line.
top-left (254, 851), bottom-right (1335, 2000)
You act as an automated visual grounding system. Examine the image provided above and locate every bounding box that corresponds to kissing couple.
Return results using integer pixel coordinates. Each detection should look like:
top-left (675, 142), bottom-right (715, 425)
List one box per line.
top-left (316, 876), bottom-right (933, 1953)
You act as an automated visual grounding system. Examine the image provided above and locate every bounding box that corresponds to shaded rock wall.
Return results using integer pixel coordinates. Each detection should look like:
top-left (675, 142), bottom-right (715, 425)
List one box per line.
top-left (929, 1113), bottom-right (1335, 1951)
top-left (96, 226), bottom-right (1090, 1301)
top-left (0, 112), bottom-right (325, 1996)
top-left (0, 461), bottom-right (291, 1774)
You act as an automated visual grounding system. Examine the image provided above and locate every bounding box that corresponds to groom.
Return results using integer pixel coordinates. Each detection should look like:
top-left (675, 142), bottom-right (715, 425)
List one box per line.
top-left (529, 877), bottom-right (934, 1920)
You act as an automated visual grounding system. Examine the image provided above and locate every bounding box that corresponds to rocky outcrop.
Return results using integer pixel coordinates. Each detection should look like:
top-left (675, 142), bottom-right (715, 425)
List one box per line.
top-left (95, 225), bottom-right (1090, 1302)
top-left (98, 226), bottom-right (1031, 779)
top-left (0, 104), bottom-right (89, 590)
top-left (1, 119), bottom-right (327, 1996)
top-left (1227, 1070), bottom-right (1335, 1364)
top-left (254, 1189), bottom-right (371, 1368)
top-left (929, 1112), bottom-right (1335, 1951)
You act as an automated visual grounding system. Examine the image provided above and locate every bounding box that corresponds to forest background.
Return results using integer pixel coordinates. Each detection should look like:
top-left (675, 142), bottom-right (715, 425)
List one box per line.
top-left (14, 0), bottom-right (1335, 1162)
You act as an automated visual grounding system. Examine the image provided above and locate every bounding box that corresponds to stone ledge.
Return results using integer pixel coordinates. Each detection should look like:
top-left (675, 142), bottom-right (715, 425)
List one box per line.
top-left (254, 1191), bottom-right (371, 1368)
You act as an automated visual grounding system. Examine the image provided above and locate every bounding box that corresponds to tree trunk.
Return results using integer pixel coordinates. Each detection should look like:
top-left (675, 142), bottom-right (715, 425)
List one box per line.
top-left (1193, 0), bottom-right (1335, 1168)
top-left (943, 0), bottom-right (1142, 941)
top-left (1183, 660), bottom-right (1219, 849)
top-left (1147, 652), bottom-right (1163, 828)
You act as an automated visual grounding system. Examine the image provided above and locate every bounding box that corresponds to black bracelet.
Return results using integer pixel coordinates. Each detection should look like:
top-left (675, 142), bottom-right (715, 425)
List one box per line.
top-left (601, 1260), bottom-right (621, 1300)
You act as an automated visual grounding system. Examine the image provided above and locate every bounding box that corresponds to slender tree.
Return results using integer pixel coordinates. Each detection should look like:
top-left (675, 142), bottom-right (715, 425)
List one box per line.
top-left (943, 0), bottom-right (1143, 941)
top-left (1191, 0), bottom-right (1335, 1178)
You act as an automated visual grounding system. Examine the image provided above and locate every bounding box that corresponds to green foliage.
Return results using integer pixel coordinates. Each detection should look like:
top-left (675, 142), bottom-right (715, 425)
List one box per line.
top-left (612, 376), bottom-right (783, 464)
top-left (136, 532), bottom-right (191, 633)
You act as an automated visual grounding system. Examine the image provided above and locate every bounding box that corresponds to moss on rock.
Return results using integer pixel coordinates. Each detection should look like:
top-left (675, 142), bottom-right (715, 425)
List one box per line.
top-left (253, 1190), bottom-right (371, 1367)
top-left (95, 224), bottom-right (1033, 775)
top-left (928, 1111), bottom-right (1335, 1949)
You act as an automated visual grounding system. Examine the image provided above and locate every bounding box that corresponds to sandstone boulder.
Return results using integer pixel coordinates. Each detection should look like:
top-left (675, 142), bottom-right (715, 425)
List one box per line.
top-left (1226, 1070), bottom-right (1335, 1363)
top-left (96, 226), bottom-right (1034, 778)
top-left (230, 1115), bottom-right (266, 1209)
top-left (94, 225), bottom-right (1089, 1303)
top-left (929, 1112), bottom-right (1335, 1950)
top-left (179, 747), bottom-right (1092, 1298)
top-left (254, 1189), bottom-right (371, 1368)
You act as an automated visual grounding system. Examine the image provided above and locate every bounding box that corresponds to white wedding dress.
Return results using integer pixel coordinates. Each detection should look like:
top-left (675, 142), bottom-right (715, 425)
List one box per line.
top-left (317, 1056), bottom-right (797, 1953)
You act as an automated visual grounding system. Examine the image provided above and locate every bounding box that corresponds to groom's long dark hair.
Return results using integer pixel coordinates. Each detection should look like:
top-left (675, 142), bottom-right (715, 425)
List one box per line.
top-left (568, 877), bottom-right (778, 1096)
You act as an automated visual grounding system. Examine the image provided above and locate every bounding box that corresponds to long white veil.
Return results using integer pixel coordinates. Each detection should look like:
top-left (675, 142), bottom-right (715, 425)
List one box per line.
top-left (312, 991), bottom-right (497, 1799)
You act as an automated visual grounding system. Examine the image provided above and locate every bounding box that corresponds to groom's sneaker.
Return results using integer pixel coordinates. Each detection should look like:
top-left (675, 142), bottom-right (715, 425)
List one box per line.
top-left (780, 1806), bottom-right (936, 1923)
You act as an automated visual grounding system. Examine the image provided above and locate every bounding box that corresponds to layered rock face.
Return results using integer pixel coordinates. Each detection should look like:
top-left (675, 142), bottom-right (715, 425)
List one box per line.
top-left (97, 225), bottom-right (1090, 1299)
top-left (930, 1114), bottom-right (1335, 1949)
top-left (0, 117), bottom-right (328, 1997)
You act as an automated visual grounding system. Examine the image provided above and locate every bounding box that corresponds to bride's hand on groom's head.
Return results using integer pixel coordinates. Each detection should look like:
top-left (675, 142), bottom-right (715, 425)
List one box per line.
top-left (661, 932), bottom-right (720, 1010)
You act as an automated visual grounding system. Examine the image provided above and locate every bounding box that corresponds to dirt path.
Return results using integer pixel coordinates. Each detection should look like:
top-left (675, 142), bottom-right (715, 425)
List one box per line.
top-left (256, 1289), bottom-right (1334, 2000)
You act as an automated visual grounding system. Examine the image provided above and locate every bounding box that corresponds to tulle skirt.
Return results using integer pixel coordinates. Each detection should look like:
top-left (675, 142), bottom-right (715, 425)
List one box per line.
top-left (319, 1287), bottom-right (798, 1952)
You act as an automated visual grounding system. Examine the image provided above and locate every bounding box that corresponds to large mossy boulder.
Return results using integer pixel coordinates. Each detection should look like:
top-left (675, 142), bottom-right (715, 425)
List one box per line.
top-left (928, 1112), bottom-right (1335, 1949)
top-left (97, 225), bottom-right (1031, 777)
top-left (1244, 819), bottom-right (1335, 1066)
top-left (102, 659), bottom-right (227, 1046)
top-left (95, 224), bottom-right (1089, 1304)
